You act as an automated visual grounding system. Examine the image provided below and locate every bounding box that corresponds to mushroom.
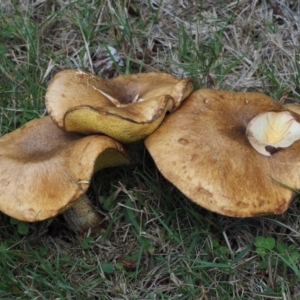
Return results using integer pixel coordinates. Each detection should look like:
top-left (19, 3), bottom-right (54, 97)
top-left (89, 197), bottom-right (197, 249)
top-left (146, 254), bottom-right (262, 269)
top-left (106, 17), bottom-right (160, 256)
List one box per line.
top-left (246, 111), bottom-right (300, 156)
top-left (0, 116), bottom-right (130, 232)
top-left (45, 69), bottom-right (193, 143)
top-left (145, 89), bottom-right (300, 217)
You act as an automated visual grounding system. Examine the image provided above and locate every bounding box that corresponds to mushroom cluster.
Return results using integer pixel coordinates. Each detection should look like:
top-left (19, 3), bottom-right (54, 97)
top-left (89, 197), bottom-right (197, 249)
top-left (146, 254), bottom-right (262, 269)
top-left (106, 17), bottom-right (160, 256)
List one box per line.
top-left (0, 69), bottom-right (193, 232)
top-left (1, 69), bottom-right (300, 232)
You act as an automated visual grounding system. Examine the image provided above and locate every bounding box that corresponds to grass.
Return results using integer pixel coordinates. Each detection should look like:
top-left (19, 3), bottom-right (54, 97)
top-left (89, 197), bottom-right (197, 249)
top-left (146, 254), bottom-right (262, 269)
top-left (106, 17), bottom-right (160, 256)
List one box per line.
top-left (1, 0), bottom-right (300, 299)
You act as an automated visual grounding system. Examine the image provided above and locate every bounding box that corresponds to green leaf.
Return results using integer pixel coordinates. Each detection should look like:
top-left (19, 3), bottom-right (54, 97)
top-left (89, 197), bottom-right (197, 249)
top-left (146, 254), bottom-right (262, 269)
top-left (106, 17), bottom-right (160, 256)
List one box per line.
top-left (275, 242), bottom-right (286, 254)
top-left (287, 244), bottom-right (297, 252)
top-left (258, 257), bottom-right (277, 269)
top-left (9, 217), bottom-right (19, 225)
top-left (81, 236), bottom-right (94, 249)
top-left (254, 236), bottom-right (275, 250)
top-left (211, 237), bottom-right (220, 248)
top-left (100, 263), bottom-right (115, 274)
top-left (216, 246), bottom-right (230, 256)
top-left (258, 260), bottom-right (268, 269)
top-left (290, 251), bottom-right (300, 263)
top-left (140, 236), bottom-right (154, 255)
top-left (115, 263), bottom-right (124, 271)
top-left (17, 222), bottom-right (29, 235)
top-left (99, 192), bottom-right (117, 211)
top-left (275, 242), bottom-right (300, 263)
top-left (256, 247), bottom-right (267, 259)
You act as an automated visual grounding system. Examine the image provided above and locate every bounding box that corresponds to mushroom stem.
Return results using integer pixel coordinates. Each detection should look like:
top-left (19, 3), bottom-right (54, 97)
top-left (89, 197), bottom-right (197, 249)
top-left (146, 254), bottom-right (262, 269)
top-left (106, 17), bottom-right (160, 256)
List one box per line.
top-left (63, 194), bottom-right (105, 233)
top-left (246, 111), bottom-right (300, 156)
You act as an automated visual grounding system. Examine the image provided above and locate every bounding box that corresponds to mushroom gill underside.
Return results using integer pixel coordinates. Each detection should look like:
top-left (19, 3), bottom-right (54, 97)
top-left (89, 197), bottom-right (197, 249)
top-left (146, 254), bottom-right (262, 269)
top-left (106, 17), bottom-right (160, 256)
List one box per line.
top-left (45, 69), bottom-right (194, 143)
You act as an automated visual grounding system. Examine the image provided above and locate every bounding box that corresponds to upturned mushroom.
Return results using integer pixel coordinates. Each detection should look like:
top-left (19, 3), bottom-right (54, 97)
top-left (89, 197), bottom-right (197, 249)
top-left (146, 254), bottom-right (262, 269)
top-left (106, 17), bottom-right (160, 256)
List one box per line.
top-left (246, 111), bottom-right (300, 156)
top-left (145, 89), bottom-right (300, 217)
top-left (0, 116), bottom-right (130, 232)
top-left (45, 69), bottom-right (193, 143)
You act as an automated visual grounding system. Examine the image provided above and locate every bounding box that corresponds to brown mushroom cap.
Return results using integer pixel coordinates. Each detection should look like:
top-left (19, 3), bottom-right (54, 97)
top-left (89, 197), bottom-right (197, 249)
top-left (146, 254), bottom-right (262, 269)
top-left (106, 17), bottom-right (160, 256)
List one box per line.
top-left (145, 89), bottom-right (300, 217)
top-left (0, 116), bottom-right (130, 222)
top-left (45, 69), bottom-right (193, 143)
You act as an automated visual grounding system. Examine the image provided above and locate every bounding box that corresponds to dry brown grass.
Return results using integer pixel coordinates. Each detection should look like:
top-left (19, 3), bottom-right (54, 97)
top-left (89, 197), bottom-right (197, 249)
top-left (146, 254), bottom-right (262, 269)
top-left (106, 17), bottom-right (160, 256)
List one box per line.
top-left (1, 0), bottom-right (300, 299)
top-left (2, 0), bottom-right (299, 92)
